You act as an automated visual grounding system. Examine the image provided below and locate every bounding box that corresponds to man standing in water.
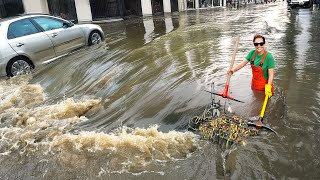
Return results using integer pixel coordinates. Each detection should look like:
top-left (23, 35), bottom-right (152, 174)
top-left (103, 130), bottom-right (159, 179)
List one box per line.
top-left (227, 34), bottom-right (275, 97)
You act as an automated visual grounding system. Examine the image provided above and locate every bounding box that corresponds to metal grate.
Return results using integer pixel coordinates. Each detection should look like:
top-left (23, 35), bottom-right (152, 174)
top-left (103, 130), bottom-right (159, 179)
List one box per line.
top-left (47, 0), bottom-right (78, 23)
top-left (90, 0), bottom-right (120, 20)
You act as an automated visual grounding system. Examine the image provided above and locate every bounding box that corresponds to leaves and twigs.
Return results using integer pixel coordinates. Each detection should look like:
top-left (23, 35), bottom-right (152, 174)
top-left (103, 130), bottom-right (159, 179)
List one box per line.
top-left (190, 81), bottom-right (258, 146)
top-left (198, 114), bottom-right (258, 146)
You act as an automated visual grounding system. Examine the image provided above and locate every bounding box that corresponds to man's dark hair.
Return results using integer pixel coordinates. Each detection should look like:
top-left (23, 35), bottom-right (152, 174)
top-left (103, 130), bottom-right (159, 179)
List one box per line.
top-left (253, 34), bottom-right (265, 43)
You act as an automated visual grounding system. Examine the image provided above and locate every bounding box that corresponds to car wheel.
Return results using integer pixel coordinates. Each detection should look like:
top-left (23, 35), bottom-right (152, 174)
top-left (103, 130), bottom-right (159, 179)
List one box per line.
top-left (6, 56), bottom-right (34, 77)
top-left (88, 31), bottom-right (102, 46)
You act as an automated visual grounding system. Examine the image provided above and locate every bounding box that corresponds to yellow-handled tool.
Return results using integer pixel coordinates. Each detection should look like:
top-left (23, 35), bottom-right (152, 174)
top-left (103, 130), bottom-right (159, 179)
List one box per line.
top-left (247, 94), bottom-right (276, 133)
top-left (256, 94), bottom-right (269, 127)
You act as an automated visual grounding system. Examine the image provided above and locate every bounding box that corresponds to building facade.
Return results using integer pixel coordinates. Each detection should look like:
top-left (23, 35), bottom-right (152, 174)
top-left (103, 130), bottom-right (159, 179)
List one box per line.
top-left (0, 0), bottom-right (225, 23)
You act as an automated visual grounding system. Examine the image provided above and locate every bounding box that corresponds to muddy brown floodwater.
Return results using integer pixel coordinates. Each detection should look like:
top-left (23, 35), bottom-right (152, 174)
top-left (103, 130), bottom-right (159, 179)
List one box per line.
top-left (0, 2), bottom-right (319, 179)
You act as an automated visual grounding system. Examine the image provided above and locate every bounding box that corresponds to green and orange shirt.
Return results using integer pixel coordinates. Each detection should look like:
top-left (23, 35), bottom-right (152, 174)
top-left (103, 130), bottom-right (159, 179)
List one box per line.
top-left (245, 50), bottom-right (275, 80)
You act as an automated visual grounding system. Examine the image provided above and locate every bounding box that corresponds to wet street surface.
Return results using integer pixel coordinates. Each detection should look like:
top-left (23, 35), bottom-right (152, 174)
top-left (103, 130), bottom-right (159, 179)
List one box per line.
top-left (1, 1), bottom-right (320, 179)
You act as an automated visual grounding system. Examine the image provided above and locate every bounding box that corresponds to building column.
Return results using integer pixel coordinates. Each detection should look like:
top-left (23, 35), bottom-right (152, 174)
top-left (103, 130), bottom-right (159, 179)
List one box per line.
top-left (163, 0), bottom-right (171, 13)
top-left (178, 0), bottom-right (187, 11)
top-left (195, 0), bottom-right (199, 8)
top-left (74, 0), bottom-right (92, 23)
top-left (141, 0), bottom-right (153, 16)
top-left (22, 0), bottom-right (49, 14)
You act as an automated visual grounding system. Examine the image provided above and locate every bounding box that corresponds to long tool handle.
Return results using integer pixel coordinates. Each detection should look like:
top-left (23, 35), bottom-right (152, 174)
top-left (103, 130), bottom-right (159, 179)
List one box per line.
top-left (226, 35), bottom-right (240, 86)
top-left (259, 95), bottom-right (269, 119)
top-left (256, 94), bottom-right (269, 127)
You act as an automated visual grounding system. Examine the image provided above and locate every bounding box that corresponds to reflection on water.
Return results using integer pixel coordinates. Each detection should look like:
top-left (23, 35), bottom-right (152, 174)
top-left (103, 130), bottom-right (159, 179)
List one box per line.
top-left (294, 10), bottom-right (311, 79)
top-left (1, 2), bottom-right (320, 179)
top-left (143, 18), bottom-right (155, 44)
top-left (165, 17), bottom-right (174, 33)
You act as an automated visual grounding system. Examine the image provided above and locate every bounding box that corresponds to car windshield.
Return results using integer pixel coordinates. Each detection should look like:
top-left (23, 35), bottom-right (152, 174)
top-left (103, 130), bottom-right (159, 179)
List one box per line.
top-left (32, 17), bottom-right (65, 31)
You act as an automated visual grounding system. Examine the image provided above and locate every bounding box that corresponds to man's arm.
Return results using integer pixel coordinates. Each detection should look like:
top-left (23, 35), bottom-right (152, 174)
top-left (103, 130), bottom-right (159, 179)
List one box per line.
top-left (268, 68), bottom-right (274, 85)
top-left (228, 59), bottom-right (249, 74)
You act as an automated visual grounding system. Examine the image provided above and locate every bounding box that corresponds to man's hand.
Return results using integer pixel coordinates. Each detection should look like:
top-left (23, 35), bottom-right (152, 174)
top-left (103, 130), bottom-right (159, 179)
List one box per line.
top-left (227, 68), bottom-right (234, 75)
top-left (265, 84), bottom-right (272, 98)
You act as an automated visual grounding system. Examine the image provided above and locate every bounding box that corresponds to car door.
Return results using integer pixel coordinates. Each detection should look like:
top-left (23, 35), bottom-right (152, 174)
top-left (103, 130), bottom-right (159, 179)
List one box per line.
top-left (32, 16), bottom-right (86, 56)
top-left (7, 18), bottom-right (56, 65)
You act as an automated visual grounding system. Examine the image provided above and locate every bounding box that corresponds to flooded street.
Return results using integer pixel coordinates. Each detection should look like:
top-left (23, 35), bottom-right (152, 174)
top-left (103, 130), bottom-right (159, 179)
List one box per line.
top-left (1, 1), bottom-right (320, 179)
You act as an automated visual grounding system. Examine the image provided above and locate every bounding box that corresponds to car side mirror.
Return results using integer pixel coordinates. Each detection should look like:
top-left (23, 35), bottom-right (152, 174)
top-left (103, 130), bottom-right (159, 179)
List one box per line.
top-left (63, 21), bottom-right (74, 28)
top-left (69, 21), bottom-right (74, 27)
top-left (63, 22), bottom-right (69, 28)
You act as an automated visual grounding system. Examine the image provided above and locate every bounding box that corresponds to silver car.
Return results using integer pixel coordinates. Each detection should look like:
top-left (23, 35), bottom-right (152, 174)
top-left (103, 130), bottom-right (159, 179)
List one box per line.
top-left (288, 0), bottom-right (313, 8)
top-left (0, 14), bottom-right (105, 77)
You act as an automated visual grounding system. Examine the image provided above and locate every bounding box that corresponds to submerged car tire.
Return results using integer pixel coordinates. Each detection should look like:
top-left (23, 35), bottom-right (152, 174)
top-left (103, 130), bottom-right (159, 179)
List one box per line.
top-left (88, 31), bottom-right (102, 46)
top-left (6, 56), bottom-right (34, 77)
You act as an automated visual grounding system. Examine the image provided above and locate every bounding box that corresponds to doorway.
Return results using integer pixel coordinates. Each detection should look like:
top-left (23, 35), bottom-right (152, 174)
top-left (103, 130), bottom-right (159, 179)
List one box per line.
top-left (47, 0), bottom-right (78, 22)
top-left (152, 0), bottom-right (163, 15)
top-left (171, 0), bottom-right (179, 12)
top-left (0, 0), bottom-right (24, 18)
top-left (187, 0), bottom-right (196, 8)
top-left (90, 0), bottom-right (120, 20)
top-left (123, 0), bottom-right (142, 17)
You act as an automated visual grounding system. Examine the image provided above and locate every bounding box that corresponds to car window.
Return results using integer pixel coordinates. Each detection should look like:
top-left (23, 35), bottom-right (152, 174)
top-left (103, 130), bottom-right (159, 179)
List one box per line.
top-left (32, 17), bottom-right (65, 31)
top-left (7, 19), bottom-right (40, 39)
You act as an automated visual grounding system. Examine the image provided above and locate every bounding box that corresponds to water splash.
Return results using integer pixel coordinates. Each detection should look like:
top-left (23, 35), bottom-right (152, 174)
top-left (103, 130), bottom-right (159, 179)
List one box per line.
top-left (0, 75), bottom-right (199, 174)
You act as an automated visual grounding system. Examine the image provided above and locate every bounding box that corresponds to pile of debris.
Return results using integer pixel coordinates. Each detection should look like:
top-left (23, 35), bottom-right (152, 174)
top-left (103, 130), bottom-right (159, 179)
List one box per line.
top-left (189, 105), bottom-right (259, 146)
top-left (197, 114), bottom-right (258, 144)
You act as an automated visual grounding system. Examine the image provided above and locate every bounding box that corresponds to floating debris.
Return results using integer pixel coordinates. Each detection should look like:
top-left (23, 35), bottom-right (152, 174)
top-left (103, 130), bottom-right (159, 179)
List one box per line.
top-left (189, 107), bottom-right (259, 146)
top-left (189, 82), bottom-right (267, 146)
top-left (198, 114), bottom-right (258, 144)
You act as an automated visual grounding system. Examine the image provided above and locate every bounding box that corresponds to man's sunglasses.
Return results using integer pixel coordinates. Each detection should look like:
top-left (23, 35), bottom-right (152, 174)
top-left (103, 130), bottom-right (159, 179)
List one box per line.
top-left (254, 42), bottom-right (265, 46)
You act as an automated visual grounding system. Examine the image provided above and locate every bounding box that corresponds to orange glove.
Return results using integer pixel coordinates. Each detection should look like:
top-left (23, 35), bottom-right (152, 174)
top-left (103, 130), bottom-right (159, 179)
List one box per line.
top-left (265, 84), bottom-right (272, 98)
